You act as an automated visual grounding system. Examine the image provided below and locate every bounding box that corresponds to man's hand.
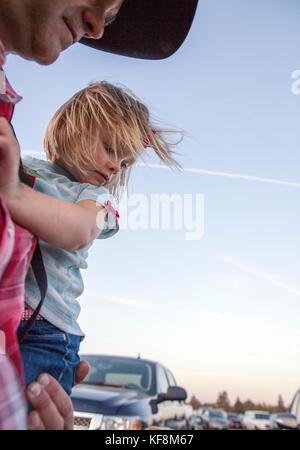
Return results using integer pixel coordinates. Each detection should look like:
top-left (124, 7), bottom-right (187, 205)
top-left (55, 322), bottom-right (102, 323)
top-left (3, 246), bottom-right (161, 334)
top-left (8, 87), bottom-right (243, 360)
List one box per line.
top-left (0, 117), bottom-right (20, 198)
top-left (26, 360), bottom-right (90, 430)
top-left (74, 359), bottom-right (90, 385)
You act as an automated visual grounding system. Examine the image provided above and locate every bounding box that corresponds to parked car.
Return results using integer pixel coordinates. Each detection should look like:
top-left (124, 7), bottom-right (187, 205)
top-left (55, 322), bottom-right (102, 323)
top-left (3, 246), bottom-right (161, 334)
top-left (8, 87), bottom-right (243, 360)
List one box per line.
top-left (242, 410), bottom-right (271, 430)
top-left (289, 388), bottom-right (300, 426)
top-left (193, 415), bottom-right (202, 428)
top-left (198, 407), bottom-right (210, 419)
top-left (192, 407), bottom-right (210, 428)
top-left (71, 354), bottom-right (194, 430)
top-left (201, 409), bottom-right (229, 430)
top-left (226, 413), bottom-right (243, 429)
top-left (269, 413), bottom-right (298, 430)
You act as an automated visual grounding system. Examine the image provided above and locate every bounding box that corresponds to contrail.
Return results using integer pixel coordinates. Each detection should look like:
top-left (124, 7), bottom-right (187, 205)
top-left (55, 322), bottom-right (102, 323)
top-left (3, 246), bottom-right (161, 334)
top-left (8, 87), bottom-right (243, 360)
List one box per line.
top-left (137, 163), bottom-right (300, 188)
top-left (21, 151), bottom-right (300, 188)
top-left (219, 255), bottom-right (300, 298)
top-left (85, 290), bottom-right (234, 322)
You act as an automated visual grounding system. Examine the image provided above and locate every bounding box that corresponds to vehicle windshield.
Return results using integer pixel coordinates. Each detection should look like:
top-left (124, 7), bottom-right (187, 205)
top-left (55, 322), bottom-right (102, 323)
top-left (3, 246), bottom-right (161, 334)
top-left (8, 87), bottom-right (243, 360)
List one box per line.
top-left (255, 413), bottom-right (270, 420)
top-left (277, 413), bottom-right (295, 419)
top-left (210, 411), bottom-right (225, 418)
top-left (80, 355), bottom-right (154, 395)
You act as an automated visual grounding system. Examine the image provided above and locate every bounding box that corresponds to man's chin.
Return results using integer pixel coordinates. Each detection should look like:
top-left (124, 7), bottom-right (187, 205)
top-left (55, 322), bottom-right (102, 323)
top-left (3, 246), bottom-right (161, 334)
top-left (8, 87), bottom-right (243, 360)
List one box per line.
top-left (34, 51), bottom-right (60, 66)
top-left (27, 42), bottom-right (63, 65)
top-left (18, 52), bottom-right (59, 66)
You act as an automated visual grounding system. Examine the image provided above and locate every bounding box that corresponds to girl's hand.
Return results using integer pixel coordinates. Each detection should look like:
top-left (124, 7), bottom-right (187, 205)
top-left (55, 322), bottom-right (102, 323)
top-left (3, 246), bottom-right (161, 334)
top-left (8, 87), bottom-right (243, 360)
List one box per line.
top-left (0, 117), bottom-right (20, 199)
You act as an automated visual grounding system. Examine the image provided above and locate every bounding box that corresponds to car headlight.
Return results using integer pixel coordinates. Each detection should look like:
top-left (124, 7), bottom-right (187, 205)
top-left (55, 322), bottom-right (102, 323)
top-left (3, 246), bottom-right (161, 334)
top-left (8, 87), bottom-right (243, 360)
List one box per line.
top-left (100, 416), bottom-right (142, 430)
top-left (255, 423), bottom-right (268, 430)
top-left (210, 421), bottom-right (218, 428)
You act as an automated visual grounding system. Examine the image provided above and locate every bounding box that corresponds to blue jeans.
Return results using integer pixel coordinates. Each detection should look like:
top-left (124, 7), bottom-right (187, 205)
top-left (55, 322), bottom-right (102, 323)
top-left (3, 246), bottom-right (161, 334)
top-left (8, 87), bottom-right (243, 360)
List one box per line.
top-left (17, 320), bottom-right (82, 397)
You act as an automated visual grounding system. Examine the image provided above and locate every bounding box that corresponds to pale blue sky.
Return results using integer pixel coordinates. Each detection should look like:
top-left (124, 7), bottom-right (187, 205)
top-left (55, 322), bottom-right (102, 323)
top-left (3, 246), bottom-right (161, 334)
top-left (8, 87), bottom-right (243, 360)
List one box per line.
top-left (6, 0), bottom-right (300, 406)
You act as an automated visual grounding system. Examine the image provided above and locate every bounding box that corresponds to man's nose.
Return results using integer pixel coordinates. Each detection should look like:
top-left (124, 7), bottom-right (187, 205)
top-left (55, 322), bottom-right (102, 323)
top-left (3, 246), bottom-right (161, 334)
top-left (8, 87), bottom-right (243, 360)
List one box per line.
top-left (82, 9), bottom-right (105, 40)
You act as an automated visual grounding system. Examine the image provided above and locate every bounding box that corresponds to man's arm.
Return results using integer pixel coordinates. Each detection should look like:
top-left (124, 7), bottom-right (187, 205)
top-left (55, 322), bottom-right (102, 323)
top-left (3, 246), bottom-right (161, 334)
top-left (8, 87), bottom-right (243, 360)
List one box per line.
top-left (0, 117), bottom-right (107, 250)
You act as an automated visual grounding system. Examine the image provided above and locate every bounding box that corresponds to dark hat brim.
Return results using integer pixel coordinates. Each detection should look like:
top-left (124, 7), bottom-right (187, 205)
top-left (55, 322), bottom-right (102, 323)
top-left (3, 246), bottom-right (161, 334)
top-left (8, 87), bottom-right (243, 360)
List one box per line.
top-left (79, 0), bottom-right (198, 60)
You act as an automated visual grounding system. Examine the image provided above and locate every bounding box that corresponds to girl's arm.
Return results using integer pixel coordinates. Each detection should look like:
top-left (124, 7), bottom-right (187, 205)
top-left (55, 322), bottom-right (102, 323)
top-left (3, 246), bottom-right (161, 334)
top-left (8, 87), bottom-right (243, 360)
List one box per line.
top-left (0, 117), bottom-right (107, 251)
top-left (5, 184), bottom-right (107, 251)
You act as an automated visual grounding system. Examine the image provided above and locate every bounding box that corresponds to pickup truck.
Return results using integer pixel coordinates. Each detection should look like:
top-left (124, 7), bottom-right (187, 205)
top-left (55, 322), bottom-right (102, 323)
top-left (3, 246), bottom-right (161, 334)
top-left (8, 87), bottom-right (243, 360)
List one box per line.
top-left (71, 354), bottom-right (195, 430)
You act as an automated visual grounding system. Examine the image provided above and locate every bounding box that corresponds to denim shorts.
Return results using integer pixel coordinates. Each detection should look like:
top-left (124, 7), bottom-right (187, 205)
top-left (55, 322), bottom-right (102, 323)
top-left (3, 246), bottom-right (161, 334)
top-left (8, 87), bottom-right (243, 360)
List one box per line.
top-left (17, 319), bottom-right (82, 397)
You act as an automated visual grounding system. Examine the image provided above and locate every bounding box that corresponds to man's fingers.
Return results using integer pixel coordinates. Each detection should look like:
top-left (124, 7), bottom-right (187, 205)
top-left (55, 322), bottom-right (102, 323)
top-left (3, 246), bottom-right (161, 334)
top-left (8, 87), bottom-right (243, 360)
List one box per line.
top-left (26, 363), bottom-right (89, 430)
top-left (37, 373), bottom-right (74, 430)
top-left (27, 410), bottom-right (46, 430)
top-left (0, 116), bottom-right (14, 137)
top-left (74, 360), bottom-right (90, 385)
top-left (0, 116), bottom-right (9, 129)
top-left (26, 375), bottom-right (70, 430)
top-left (0, 117), bottom-right (20, 162)
top-left (27, 381), bottom-right (63, 430)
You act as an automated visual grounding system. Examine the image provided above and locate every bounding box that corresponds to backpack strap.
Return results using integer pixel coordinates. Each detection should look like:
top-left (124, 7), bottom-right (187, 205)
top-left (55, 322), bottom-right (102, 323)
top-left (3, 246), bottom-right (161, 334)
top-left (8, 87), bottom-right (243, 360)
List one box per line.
top-left (17, 159), bottom-right (48, 343)
top-left (0, 71), bottom-right (48, 343)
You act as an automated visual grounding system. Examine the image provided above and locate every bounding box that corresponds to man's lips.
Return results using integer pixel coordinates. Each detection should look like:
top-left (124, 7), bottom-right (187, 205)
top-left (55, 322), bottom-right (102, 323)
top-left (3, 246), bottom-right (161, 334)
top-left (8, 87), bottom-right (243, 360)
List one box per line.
top-left (63, 18), bottom-right (78, 44)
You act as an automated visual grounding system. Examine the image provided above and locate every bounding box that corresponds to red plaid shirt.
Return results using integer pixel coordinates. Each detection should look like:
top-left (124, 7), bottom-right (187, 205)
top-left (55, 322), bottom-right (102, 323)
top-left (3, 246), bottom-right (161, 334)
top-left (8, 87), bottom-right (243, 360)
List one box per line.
top-left (0, 40), bottom-right (36, 429)
top-left (0, 356), bottom-right (27, 430)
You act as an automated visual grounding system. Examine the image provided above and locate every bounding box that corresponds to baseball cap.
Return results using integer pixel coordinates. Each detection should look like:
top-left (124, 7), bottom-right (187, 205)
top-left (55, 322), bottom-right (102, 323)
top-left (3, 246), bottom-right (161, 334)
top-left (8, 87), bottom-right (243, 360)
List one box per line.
top-left (80, 0), bottom-right (198, 60)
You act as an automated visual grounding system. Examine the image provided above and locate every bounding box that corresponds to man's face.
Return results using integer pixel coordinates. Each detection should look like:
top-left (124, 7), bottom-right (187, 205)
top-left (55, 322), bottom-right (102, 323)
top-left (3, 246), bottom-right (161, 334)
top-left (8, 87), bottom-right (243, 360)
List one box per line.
top-left (0, 0), bottom-right (124, 65)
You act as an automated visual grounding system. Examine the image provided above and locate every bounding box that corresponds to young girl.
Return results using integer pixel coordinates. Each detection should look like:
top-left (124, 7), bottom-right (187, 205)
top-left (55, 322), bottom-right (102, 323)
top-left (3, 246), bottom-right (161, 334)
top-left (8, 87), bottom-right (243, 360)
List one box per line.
top-left (1, 81), bottom-right (181, 396)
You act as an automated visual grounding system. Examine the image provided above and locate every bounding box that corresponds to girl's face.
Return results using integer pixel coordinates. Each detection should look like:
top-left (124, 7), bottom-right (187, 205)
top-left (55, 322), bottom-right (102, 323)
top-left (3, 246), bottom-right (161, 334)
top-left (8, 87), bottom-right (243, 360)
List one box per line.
top-left (70, 135), bottom-right (137, 187)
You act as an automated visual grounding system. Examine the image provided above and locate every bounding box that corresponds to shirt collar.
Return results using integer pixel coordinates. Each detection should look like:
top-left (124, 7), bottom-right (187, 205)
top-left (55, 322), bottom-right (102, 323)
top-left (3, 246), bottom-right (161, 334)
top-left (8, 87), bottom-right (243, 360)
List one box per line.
top-left (0, 39), bottom-right (22, 109)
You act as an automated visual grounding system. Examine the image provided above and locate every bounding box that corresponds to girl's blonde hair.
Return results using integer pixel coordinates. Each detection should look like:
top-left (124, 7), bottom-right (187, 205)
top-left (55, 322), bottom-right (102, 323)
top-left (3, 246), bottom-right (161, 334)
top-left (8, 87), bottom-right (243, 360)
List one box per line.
top-left (44, 81), bottom-right (183, 198)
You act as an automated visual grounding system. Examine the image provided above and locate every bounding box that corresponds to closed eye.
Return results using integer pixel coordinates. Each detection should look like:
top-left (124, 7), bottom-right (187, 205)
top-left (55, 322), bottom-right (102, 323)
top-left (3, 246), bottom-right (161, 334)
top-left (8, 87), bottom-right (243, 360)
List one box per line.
top-left (105, 146), bottom-right (115, 155)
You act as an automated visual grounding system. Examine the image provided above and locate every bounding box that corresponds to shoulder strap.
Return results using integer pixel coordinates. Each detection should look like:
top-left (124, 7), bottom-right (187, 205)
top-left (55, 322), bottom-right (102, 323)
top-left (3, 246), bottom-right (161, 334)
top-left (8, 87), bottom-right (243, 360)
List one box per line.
top-left (17, 158), bottom-right (48, 343)
top-left (0, 112), bottom-right (48, 343)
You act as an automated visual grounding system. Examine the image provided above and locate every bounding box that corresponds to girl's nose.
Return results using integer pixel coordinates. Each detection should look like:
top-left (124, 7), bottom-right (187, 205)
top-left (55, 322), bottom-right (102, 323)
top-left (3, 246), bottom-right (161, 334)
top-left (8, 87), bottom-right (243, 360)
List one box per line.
top-left (108, 159), bottom-right (121, 175)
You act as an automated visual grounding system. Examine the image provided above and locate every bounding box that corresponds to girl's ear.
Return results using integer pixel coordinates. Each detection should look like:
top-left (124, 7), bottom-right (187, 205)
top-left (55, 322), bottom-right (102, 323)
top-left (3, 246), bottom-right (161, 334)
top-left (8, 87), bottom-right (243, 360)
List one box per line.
top-left (144, 130), bottom-right (157, 148)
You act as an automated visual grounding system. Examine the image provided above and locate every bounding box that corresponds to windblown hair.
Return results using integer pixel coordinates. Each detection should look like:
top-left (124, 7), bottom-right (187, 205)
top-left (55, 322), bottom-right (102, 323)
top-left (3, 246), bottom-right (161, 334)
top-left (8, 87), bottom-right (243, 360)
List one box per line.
top-left (44, 81), bottom-right (183, 199)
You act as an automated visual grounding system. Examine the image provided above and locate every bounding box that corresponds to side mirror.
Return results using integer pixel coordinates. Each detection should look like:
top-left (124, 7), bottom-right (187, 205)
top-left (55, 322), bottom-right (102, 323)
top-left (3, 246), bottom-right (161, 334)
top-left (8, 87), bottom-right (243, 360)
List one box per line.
top-left (275, 416), bottom-right (298, 430)
top-left (150, 386), bottom-right (187, 413)
top-left (157, 386), bottom-right (187, 404)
